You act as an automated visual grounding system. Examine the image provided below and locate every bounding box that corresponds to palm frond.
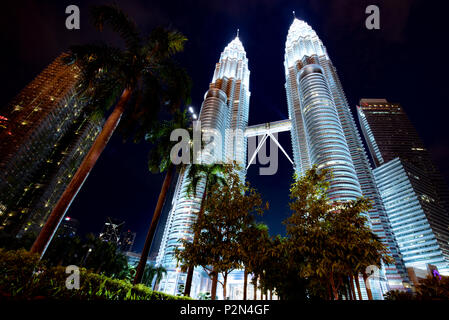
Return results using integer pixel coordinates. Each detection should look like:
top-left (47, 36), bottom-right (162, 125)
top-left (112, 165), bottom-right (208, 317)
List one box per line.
top-left (91, 4), bottom-right (141, 53)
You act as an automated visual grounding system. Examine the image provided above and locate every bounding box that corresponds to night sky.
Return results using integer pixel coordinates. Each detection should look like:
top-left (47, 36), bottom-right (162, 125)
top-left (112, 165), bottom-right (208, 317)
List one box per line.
top-left (2, 0), bottom-right (449, 253)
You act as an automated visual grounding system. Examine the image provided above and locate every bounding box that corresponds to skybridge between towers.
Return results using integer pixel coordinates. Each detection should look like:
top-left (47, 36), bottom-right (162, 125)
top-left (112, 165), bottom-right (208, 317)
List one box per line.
top-left (244, 118), bottom-right (294, 169)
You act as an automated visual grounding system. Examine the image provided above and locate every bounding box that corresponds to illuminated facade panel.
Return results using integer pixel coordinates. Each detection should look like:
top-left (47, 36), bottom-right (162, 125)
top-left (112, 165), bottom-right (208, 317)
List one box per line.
top-left (0, 53), bottom-right (102, 237)
top-left (155, 35), bottom-right (250, 297)
top-left (373, 158), bottom-right (449, 275)
top-left (284, 19), bottom-right (408, 290)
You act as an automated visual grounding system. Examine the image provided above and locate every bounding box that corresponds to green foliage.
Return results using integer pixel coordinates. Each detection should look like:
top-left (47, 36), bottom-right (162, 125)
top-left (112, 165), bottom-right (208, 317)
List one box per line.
top-left (176, 163), bottom-right (268, 287)
top-left (65, 4), bottom-right (192, 143)
top-left (146, 109), bottom-right (191, 173)
top-left (197, 292), bottom-right (211, 300)
top-left (384, 290), bottom-right (415, 300)
top-left (385, 275), bottom-right (449, 300)
top-left (416, 275), bottom-right (449, 299)
top-left (280, 165), bottom-right (392, 300)
top-left (0, 249), bottom-right (190, 300)
top-left (1, 232), bottom-right (132, 281)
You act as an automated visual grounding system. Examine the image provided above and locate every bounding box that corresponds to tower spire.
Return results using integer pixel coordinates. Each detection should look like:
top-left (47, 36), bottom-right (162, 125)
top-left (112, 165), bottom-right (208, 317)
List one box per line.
top-left (236, 28), bottom-right (239, 38)
top-left (292, 10), bottom-right (296, 19)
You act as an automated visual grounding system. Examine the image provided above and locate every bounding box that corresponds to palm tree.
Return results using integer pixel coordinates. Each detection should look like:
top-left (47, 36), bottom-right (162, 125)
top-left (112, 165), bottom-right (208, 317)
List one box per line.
top-left (153, 265), bottom-right (167, 291)
top-left (183, 163), bottom-right (228, 296)
top-left (133, 110), bottom-right (192, 284)
top-left (30, 4), bottom-right (191, 257)
top-left (137, 264), bottom-right (156, 287)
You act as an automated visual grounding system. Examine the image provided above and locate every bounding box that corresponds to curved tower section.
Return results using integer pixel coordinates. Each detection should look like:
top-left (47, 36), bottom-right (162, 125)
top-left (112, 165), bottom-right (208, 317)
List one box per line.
top-left (284, 18), bottom-right (408, 293)
top-left (155, 35), bottom-right (250, 297)
top-left (285, 19), bottom-right (361, 201)
top-left (297, 64), bottom-right (361, 201)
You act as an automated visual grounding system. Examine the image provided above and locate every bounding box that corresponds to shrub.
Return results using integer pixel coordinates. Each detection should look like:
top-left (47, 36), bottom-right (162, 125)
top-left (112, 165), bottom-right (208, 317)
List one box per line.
top-left (384, 275), bottom-right (449, 301)
top-left (0, 249), bottom-right (191, 300)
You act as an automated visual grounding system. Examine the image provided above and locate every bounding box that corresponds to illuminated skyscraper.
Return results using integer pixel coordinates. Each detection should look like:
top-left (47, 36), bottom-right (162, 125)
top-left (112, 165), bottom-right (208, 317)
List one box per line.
top-left (155, 19), bottom-right (411, 299)
top-left (283, 19), bottom-right (408, 292)
top-left (155, 34), bottom-right (250, 297)
top-left (359, 99), bottom-right (449, 275)
top-left (0, 53), bottom-right (102, 237)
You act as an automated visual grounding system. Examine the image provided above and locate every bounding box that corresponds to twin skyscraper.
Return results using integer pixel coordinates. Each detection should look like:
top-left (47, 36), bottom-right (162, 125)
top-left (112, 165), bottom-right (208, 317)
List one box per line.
top-left (154, 18), bottom-right (431, 298)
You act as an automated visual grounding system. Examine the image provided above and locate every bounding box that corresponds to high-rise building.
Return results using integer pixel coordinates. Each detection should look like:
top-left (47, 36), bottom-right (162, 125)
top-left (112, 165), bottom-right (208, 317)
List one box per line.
top-left (155, 34), bottom-right (250, 297)
top-left (99, 217), bottom-right (124, 244)
top-left (373, 158), bottom-right (449, 275)
top-left (283, 19), bottom-right (408, 292)
top-left (357, 98), bottom-right (449, 213)
top-left (119, 229), bottom-right (136, 252)
top-left (155, 19), bottom-right (411, 299)
top-left (0, 53), bottom-right (102, 237)
top-left (55, 216), bottom-right (79, 238)
top-left (358, 98), bottom-right (449, 275)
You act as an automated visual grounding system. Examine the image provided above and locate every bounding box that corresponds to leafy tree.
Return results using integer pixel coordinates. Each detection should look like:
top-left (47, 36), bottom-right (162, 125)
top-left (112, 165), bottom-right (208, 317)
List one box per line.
top-left (176, 164), bottom-right (267, 300)
top-left (285, 165), bottom-right (392, 300)
top-left (385, 275), bottom-right (449, 300)
top-left (238, 222), bottom-right (270, 300)
top-left (31, 4), bottom-right (191, 257)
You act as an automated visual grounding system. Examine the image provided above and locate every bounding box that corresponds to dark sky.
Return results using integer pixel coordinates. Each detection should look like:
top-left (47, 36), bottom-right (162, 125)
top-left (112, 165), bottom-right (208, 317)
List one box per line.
top-left (1, 0), bottom-right (449, 253)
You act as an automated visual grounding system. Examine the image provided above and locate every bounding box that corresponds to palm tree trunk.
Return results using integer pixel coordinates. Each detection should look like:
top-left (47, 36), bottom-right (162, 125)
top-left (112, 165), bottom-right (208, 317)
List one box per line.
top-left (31, 88), bottom-right (132, 258)
top-left (243, 268), bottom-right (248, 300)
top-left (211, 270), bottom-right (218, 300)
top-left (362, 271), bottom-right (373, 300)
top-left (354, 274), bottom-right (362, 300)
top-left (327, 282), bottom-right (333, 300)
top-left (184, 179), bottom-right (208, 296)
top-left (349, 274), bottom-right (356, 300)
top-left (270, 290), bottom-right (272, 300)
top-left (223, 272), bottom-right (228, 300)
top-left (134, 163), bottom-right (175, 284)
top-left (329, 271), bottom-right (339, 300)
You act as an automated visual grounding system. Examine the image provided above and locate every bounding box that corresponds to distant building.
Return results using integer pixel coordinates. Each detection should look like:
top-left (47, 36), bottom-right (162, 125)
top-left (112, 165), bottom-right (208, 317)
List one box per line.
top-left (373, 158), bottom-right (449, 274)
top-left (0, 53), bottom-right (102, 237)
top-left (119, 229), bottom-right (136, 252)
top-left (56, 216), bottom-right (79, 238)
top-left (358, 99), bottom-right (449, 275)
top-left (357, 98), bottom-right (449, 214)
top-left (99, 217), bottom-right (124, 245)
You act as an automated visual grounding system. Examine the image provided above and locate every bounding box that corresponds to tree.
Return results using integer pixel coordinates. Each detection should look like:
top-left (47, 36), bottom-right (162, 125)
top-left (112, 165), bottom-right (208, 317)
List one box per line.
top-left (285, 165), bottom-right (393, 300)
top-left (238, 222), bottom-right (270, 300)
top-left (176, 164), bottom-right (267, 300)
top-left (153, 265), bottom-right (167, 291)
top-left (133, 110), bottom-right (192, 284)
top-left (31, 4), bottom-right (191, 257)
top-left (385, 274), bottom-right (449, 300)
top-left (181, 162), bottom-right (228, 296)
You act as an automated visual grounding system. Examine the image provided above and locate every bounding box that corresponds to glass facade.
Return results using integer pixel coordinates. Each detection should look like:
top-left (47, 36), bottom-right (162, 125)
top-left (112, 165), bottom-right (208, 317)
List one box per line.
top-left (284, 19), bottom-right (408, 291)
top-left (155, 35), bottom-right (251, 297)
top-left (155, 20), bottom-right (414, 299)
top-left (373, 158), bottom-right (449, 275)
top-left (0, 53), bottom-right (102, 237)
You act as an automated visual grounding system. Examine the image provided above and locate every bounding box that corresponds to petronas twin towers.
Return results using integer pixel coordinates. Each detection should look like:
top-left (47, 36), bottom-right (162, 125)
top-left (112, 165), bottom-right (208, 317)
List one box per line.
top-left (155, 18), bottom-right (408, 298)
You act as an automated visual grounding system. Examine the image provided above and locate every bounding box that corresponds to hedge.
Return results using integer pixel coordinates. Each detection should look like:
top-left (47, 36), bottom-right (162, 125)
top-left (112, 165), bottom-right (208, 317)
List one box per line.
top-left (0, 249), bottom-right (191, 300)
